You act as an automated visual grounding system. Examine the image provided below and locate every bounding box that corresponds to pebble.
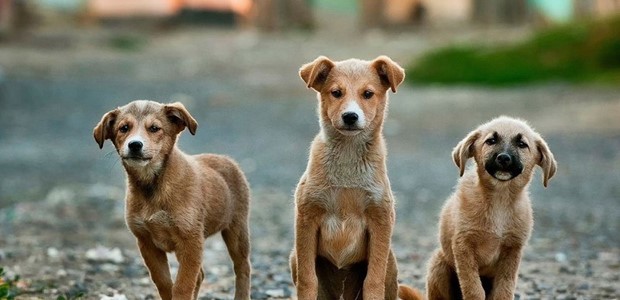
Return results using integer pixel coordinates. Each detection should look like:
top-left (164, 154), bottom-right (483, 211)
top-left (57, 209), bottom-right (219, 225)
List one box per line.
top-left (99, 293), bottom-right (128, 300)
top-left (555, 252), bottom-right (568, 263)
top-left (47, 247), bottom-right (60, 259)
top-left (265, 288), bottom-right (286, 297)
top-left (86, 246), bottom-right (124, 264)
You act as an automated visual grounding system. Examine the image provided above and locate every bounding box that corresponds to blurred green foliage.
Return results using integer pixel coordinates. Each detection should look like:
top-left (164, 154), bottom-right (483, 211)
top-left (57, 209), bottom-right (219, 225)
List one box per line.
top-left (0, 268), bottom-right (19, 300)
top-left (108, 34), bottom-right (147, 51)
top-left (407, 16), bottom-right (620, 85)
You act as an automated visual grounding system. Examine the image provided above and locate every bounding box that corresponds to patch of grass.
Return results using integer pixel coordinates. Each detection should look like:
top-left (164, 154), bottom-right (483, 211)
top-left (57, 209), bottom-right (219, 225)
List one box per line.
top-left (407, 16), bottom-right (620, 86)
top-left (108, 34), bottom-right (147, 52)
top-left (0, 267), bottom-right (20, 300)
top-left (0, 268), bottom-right (85, 300)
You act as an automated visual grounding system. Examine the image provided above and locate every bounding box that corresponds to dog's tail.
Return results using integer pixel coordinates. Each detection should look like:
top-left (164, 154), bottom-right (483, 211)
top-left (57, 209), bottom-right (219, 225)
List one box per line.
top-left (398, 284), bottom-right (424, 300)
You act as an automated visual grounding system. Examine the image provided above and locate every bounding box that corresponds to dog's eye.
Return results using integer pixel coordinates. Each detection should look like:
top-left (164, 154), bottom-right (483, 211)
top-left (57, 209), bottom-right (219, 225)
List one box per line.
top-left (363, 90), bottom-right (374, 100)
top-left (119, 125), bottom-right (129, 133)
top-left (517, 141), bottom-right (528, 148)
top-left (331, 90), bottom-right (342, 99)
top-left (485, 138), bottom-right (496, 145)
top-left (149, 125), bottom-right (160, 133)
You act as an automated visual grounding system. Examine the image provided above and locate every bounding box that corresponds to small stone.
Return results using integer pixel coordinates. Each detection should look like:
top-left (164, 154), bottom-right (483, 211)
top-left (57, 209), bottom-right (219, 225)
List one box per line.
top-left (272, 274), bottom-right (286, 282)
top-left (138, 277), bottom-right (151, 286)
top-left (265, 288), bottom-right (285, 298)
top-left (555, 252), bottom-right (568, 263)
top-left (99, 293), bottom-right (127, 300)
top-left (86, 246), bottom-right (124, 264)
top-left (47, 247), bottom-right (60, 259)
top-left (100, 263), bottom-right (120, 273)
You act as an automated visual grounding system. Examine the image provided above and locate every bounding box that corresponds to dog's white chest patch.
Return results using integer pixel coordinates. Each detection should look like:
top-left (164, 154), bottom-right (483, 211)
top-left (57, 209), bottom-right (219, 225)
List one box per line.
top-left (319, 214), bottom-right (367, 269)
top-left (489, 206), bottom-right (511, 237)
top-left (317, 188), bottom-right (369, 268)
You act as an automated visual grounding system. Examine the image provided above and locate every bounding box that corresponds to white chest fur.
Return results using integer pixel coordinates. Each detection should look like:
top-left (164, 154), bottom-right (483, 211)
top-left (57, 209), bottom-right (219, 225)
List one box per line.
top-left (317, 188), bottom-right (369, 269)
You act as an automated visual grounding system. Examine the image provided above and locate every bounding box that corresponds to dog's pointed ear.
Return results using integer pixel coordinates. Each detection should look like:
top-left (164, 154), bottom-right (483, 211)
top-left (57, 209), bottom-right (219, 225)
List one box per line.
top-left (299, 56), bottom-right (335, 92)
top-left (452, 130), bottom-right (480, 177)
top-left (536, 138), bottom-right (557, 187)
top-left (164, 102), bottom-right (198, 135)
top-left (371, 56), bottom-right (405, 93)
top-left (93, 108), bottom-right (119, 149)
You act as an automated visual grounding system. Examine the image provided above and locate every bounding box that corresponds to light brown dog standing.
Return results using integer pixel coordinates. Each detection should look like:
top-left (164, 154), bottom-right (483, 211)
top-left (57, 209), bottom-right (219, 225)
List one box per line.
top-left (289, 56), bottom-right (422, 300)
top-left (425, 116), bottom-right (557, 300)
top-left (93, 100), bottom-right (251, 300)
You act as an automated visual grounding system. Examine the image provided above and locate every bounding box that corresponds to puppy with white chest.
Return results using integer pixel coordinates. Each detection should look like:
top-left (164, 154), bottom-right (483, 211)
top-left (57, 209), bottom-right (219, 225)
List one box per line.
top-left (93, 100), bottom-right (251, 300)
top-left (289, 56), bottom-right (421, 300)
top-left (425, 116), bottom-right (557, 300)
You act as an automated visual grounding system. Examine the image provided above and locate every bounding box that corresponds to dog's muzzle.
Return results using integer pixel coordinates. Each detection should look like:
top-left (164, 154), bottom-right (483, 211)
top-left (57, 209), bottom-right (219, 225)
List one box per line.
top-left (485, 152), bottom-right (523, 181)
top-left (337, 112), bottom-right (364, 135)
top-left (122, 140), bottom-right (151, 162)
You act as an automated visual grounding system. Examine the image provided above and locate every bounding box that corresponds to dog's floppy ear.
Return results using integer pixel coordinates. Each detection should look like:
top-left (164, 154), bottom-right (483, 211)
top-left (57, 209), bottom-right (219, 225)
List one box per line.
top-left (536, 138), bottom-right (557, 187)
top-left (452, 130), bottom-right (480, 177)
top-left (93, 108), bottom-right (119, 149)
top-left (299, 56), bottom-right (335, 92)
top-left (371, 55), bottom-right (405, 93)
top-left (164, 102), bottom-right (198, 135)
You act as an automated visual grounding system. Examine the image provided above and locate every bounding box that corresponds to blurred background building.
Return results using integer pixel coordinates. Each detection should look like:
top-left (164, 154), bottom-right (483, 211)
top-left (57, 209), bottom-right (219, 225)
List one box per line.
top-left (1, 0), bottom-right (620, 36)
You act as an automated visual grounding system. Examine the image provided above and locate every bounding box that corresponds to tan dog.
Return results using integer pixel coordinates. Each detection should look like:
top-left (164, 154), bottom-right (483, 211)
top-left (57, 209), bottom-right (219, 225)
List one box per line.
top-left (93, 100), bottom-right (251, 300)
top-left (425, 116), bottom-right (557, 300)
top-left (289, 56), bottom-right (421, 300)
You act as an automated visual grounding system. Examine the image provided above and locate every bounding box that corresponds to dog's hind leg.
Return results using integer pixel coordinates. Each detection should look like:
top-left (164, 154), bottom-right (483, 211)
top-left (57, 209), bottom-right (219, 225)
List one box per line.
top-left (222, 220), bottom-right (251, 300)
top-left (426, 249), bottom-right (458, 300)
top-left (193, 267), bottom-right (204, 300)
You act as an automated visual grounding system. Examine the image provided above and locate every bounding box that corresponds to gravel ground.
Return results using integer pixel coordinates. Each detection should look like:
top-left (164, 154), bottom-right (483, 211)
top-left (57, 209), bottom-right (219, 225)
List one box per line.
top-left (0, 22), bottom-right (619, 299)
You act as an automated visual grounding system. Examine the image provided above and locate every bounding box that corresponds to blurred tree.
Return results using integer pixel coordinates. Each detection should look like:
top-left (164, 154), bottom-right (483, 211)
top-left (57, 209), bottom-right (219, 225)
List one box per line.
top-left (472, 0), bottom-right (530, 24)
top-left (253, 0), bottom-right (313, 31)
top-left (360, 0), bottom-right (385, 29)
top-left (0, 0), bottom-right (13, 38)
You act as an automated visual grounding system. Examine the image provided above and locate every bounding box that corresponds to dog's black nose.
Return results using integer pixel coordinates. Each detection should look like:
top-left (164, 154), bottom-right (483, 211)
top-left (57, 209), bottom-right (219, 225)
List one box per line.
top-left (496, 153), bottom-right (512, 166)
top-left (128, 141), bottom-right (143, 152)
top-left (342, 112), bottom-right (358, 125)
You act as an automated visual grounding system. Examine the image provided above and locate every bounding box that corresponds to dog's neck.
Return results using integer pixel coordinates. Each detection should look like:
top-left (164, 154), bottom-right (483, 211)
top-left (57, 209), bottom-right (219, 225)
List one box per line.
top-left (123, 147), bottom-right (183, 199)
top-left (317, 122), bottom-right (386, 191)
top-left (461, 167), bottom-right (531, 205)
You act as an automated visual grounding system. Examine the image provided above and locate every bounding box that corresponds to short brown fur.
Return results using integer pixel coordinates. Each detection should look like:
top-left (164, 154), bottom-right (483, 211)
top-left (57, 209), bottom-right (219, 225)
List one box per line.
top-left (426, 116), bottom-right (557, 300)
top-left (290, 56), bottom-right (420, 300)
top-left (93, 100), bottom-right (251, 300)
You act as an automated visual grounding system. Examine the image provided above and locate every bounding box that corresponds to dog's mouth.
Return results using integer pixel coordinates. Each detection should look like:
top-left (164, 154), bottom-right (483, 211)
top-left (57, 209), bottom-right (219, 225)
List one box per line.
top-left (122, 156), bottom-right (153, 162)
top-left (485, 164), bottom-right (523, 181)
top-left (336, 126), bottom-right (363, 136)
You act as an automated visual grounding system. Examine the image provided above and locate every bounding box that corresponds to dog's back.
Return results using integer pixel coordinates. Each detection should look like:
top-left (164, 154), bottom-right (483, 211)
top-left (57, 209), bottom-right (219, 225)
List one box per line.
top-left (189, 153), bottom-right (251, 233)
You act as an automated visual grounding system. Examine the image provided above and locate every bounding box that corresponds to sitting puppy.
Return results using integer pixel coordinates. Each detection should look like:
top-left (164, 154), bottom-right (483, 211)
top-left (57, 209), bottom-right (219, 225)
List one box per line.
top-left (426, 116), bottom-right (557, 300)
top-left (93, 100), bottom-right (251, 300)
top-left (289, 56), bottom-right (421, 300)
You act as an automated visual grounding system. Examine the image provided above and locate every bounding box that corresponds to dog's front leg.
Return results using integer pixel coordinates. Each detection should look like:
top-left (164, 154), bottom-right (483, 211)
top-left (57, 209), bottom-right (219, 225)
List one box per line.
top-left (294, 202), bottom-right (321, 300)
top-left (452, 236), bottom-right (485, 300)
top-left (488, 245), bottom-right (523, 300)
top-left (363, 204), bottom-right (394, 300)
top-left (173, 238), bottom-right (204, 300)
top-left (137, 238), bottom-right (173, 300)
